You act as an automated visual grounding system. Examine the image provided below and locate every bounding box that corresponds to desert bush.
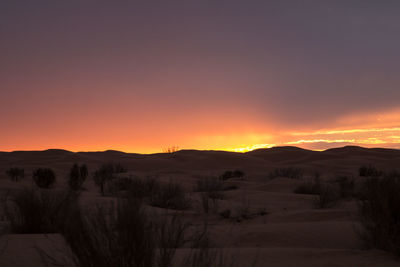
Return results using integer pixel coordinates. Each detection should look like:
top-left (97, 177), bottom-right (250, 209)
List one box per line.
top-left (219, 170), bottom-right (245, 181)
top-left (68, 164), bottom-right (88, 191)
top-left (219, 209), bottom-right (231, 219)
top-left (268, 167), bottom-right (303, 179)
top-left (93, 163), bottom-right (126, 196)
top-left (359, 165), bottom-right (383, 177)
top-left (195, 177), bottom-right (225, 202)
top-left (5, 188), bottom-right (75, 234)
top-left (151, 181), bottom-right (191, 210)
top-left (61, 198), bottom-right (157, 267)
top-left (222, 184), bottom-right (238, 191)
top-left (107, 176), bottom-right (161, 199)
top-left (314, 184), bottom-right (340, 209)
top-left (232, 169), bottom-right (244, 179)
top-left (357, 175), bottom-right (400, 255)
top-left (333, 176), bottom-right (355, 199)
top-left (126, 176), bottom-right (161, 199)
top-left (294, 177), bottom-right (322, 195)
top-left (5, 167), bottom-right (25, 182)
top-left (33, 168), bottom-right (56, 188)
top-left (155, 214), bottom-right (190, 267)
top-left (200, 192), bottom-right (220, 214)
top-left (195, 177), bottom-right (224, 192)
top-left (107, 177), bottom-right (135, 196)
top-left (59, 197), bottom-right (191, 267)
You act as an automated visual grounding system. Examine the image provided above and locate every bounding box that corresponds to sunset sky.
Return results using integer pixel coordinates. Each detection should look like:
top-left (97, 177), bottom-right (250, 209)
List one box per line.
top-left (1, 0), bottom-right (400, 153)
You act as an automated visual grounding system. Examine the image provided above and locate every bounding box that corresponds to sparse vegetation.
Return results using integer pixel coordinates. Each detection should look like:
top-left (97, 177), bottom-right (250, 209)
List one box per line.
top-left (219, 169), bottom-right (245, 181)
top-left (33, 168), bottom-right (56, 188)
top-left (333, 176), bottom-right (355, 199)
top-left (58, 197), bottom-right (196, 267)
top-left (6, 167), bottom-right (25, 182)
top-left (294, 177), bottom-right (322, 195)
top-left (151, 181), bottom-right (191, 210)
top-left (195, 177), bottom-right (224, 193)
top-left (5, 188), bottom-right (75, 234)
top-left (314, 184), bottom-right (340, 209)
top-left (359, 165), bottom-right (383, 177)
top-left (68, 163), bottom-right (88, 191)
top-left (93, 162), bottom-right (127, 196)
top-left (357, 174), bottom-right (400, 255)
top-left (200, 192), bottom-right (219, 214)
top-left (268, 167), bottom-right (303, 179)
top-left (163, 146), bottom-right (179, 153)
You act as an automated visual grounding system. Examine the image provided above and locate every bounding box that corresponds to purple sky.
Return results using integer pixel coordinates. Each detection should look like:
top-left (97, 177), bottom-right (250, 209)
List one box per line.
top-left (1, 0), bottom-right (400, 152)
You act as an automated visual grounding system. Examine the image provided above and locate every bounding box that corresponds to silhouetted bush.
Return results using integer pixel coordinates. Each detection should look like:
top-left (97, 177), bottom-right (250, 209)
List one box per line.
top-left (6, 167), bottom-right (25, 182)
top-left (195, 177), bottom-right (225, 201)
top-left (195, 177), bottom-right (224, 192)
top-left (333, 176), bottom-right (355, 199)
top-left (93, 163), bottom-right (126, 196)
top-left (294, 177), bottom-right (322, 195)
top-left (233, 169), bottom-right (244, 179)
top-left (5, 189), bottom-right (75, 234)
top-left (220, 171), bottom-right (233, 181)
top-left (358, 174), bottom-right (400, 255)
top-left (108, 176), bottom-right (161, 199)
top-left (68, 164), bottom-right (88, 191)
top-left (359, 165), bottom-right (383, 177)
top-left (219, 209), bottom-right (231, 219)
top-left (200, 192), bottom-right (220, 214)
top-left (268, 167), bottom-right (303, 179)
top-left (60, 198), bottom-right (190, 267)
top-left (33, 168), bottom-right (56, 188)
top-left (219, 169), bottom-right (245, 181)
top-left (314, 184), bottom-right (340, 209)
top-left (151, 181), bottom-right (191, 210)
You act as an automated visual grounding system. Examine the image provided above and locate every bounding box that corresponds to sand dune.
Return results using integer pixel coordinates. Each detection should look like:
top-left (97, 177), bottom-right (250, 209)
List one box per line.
top-left (0, 146), bottom-right (399, 266)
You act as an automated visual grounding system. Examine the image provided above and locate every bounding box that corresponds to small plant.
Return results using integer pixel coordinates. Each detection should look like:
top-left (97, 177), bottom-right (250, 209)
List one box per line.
top-left (314, 184), bottom-right (340, 209)
top-left (6, 167), bottom-right (25, 182)
top-left (33, 168), bottom-right (56, 188)
top-left (357, 175), bottom-right (400, 255)
top-left (359, 165), bottom-right (383, 177)
top-left (268, 167), bottom-right (303, 179)
top-left (151, 181), bottom-right (191, 210)
top-left (68, 163), bottom-right (88, 191)
top-left (163, 146), bottom-right (179, 153)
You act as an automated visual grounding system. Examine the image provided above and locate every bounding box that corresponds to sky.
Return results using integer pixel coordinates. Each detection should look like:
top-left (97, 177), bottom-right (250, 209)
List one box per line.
top-left (1, 0), bottom-right (400, 153)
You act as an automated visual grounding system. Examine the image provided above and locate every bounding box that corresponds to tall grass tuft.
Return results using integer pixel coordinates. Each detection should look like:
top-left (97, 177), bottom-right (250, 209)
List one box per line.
top-left (5, 188), bottom-right (75, 234)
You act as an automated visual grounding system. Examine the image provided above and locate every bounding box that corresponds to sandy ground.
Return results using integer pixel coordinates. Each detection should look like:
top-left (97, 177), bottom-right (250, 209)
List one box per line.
top-left (0, 146), bottom-right (399, 266)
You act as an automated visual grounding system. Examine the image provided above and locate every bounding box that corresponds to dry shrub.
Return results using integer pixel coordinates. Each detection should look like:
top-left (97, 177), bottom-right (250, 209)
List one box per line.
top-left (294, 177), bottom-right (322, 195)
top-left (357, 175), bottom-right (400, 255)
top-left (268, 167), bottom-right (303, 179)
top-left (151, 181), bottom-right (191, 210)
top-left (5, 188), bottom-right (75, 234)
top-left (314, 184), bottom-right (340, 209)
top-left (60, 198), bottom-right (191, 267)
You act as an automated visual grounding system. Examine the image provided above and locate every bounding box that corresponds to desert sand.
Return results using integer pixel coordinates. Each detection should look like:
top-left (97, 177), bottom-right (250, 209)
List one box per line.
top-left (0, 146), bottom-right (399, 266)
